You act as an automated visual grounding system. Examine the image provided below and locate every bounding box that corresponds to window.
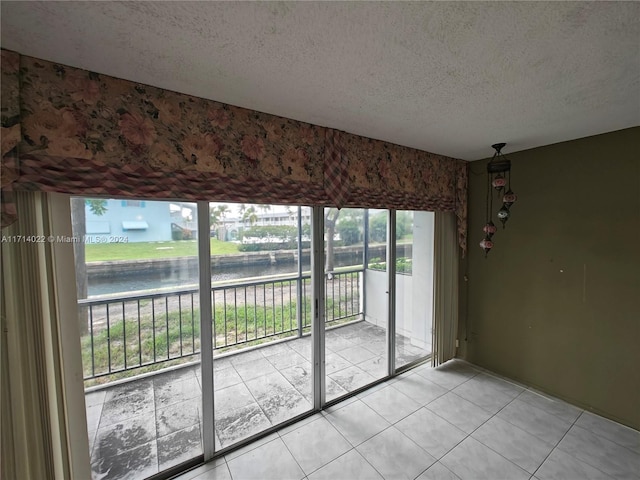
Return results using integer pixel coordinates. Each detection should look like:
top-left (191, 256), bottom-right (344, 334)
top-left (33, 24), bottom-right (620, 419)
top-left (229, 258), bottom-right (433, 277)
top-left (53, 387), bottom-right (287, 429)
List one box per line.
top-left (121, 200), bottom-right (145, 208)
top-left (62, 198), bottom-right (434, 479)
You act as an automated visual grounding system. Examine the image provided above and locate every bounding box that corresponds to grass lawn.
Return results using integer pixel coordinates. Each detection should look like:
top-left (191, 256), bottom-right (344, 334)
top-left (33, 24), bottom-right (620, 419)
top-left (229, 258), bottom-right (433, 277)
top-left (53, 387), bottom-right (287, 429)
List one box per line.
top-left (81, 294), bottom-right (357, 386)
top-left (85, 238), bottom-right (239, 262)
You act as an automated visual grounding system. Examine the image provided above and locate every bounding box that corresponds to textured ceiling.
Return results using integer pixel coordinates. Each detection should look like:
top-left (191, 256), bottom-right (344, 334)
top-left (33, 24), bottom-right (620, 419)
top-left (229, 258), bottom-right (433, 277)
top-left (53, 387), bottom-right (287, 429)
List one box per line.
top-left (1, 1), bottom-right (639, 160)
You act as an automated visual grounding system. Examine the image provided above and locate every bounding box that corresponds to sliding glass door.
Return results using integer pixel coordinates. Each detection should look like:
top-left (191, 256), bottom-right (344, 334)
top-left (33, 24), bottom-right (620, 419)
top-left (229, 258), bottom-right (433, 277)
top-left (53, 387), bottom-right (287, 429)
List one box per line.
top-left (208, 203), bottom-right (314, 449)
top-left (72, 199), bottom-right (317, 476)
top-left (394, 211), bottom-right (435, 369)
top-left (71, 197), bottom-right (203, 479)
top-left (324, 208), bottom-right (389, 402)
top-left (65, 198), bottom-right (435, 478)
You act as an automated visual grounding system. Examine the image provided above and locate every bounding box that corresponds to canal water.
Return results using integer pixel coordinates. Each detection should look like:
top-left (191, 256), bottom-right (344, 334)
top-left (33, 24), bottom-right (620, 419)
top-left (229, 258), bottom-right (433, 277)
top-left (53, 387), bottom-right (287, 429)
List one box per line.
top-left (87, 256), bottom-right (367, 296)
top-left (87, 263), bottom-right (299, 296)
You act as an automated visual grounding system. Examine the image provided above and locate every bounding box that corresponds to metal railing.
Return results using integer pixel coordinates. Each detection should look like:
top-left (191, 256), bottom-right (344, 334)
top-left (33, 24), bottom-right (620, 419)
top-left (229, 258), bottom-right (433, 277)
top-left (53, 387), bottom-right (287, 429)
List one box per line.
top-left (79, 269), bottom-right (362, 380)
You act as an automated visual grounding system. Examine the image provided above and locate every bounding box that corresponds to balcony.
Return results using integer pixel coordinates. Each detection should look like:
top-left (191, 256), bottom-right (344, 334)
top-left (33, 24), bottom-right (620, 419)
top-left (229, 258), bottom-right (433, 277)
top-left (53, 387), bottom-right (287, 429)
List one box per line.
top-left (86, 321), bottom-right (430, 479)
top-left (82, 270), bottom-right (430, 479)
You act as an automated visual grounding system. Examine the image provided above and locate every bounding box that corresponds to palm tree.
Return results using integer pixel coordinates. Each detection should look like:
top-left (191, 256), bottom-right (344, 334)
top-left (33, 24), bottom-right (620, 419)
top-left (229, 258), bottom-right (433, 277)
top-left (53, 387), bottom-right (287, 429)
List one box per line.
top-left (209, 205), bottom-right (220, 235)
top-left (242, 205), bottom-right (258, 226)
top-left (210, 204), bottom-right (230, 240)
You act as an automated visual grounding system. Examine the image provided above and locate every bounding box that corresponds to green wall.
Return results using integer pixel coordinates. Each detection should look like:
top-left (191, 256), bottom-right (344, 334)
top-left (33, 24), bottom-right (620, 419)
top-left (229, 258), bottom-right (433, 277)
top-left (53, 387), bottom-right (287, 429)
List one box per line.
top-left (461, 127), bottom-right (640, 430)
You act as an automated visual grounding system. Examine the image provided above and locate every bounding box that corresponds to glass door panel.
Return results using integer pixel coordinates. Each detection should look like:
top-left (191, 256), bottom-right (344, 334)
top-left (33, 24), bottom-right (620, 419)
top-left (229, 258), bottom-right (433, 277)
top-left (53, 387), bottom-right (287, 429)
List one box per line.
top-left (209, 203), bottom-right (313, 449)
top-left (325, 208), bottom-right (388, 402)
top-left (395, 211), bottom-right (435, 369)
top-left (71, 197), bottom-right (203, 479)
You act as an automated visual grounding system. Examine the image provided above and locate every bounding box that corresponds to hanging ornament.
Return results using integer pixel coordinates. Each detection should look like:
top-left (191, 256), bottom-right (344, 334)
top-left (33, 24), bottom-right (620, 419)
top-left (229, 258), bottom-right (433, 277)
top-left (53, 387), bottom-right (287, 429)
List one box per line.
top-left (483, 143), bottom-right (519, 255)
top-left (497, 205), bottom-right (510, 227)
top-left (483, 221), bottom-right (497, 238)
top-left (503, 189), bottom-right (517, 208)
top-left (492, 174), bottom-right (506, 192)
top-left (479, 236), bottom-right (494, 257)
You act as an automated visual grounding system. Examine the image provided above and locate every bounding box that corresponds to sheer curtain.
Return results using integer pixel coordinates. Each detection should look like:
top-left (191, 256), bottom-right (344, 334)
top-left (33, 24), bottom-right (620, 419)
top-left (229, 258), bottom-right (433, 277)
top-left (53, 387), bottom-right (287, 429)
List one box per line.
top-left (432, 211), bottom-right (459, 367)
top-left (1, 191), bottom-right (90, 479)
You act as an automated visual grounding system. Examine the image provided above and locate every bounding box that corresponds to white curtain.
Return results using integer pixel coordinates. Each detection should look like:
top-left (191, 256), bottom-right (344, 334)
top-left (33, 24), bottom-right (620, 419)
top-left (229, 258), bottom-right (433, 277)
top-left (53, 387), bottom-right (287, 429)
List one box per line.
top-left (432, 211), bottom-right (459, 367)
top-left (1, 191), bottom-right (79, 479)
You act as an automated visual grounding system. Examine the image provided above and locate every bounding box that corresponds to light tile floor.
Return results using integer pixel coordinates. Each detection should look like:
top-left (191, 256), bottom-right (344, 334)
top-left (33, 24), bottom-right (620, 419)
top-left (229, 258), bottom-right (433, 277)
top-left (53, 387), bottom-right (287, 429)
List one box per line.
top-left (175, 360), bottom-right (640, 480)
top-left (86, 321), bottom-right (430, 479)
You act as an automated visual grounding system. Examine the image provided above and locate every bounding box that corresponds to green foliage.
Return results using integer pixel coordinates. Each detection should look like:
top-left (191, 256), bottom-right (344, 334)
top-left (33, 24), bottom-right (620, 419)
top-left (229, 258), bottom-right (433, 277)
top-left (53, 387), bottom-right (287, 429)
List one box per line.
top-left (85, 238), bottom-right (238, 261)
top-left (238, 242), bottom-right (310, 252)
top-left (242, 225), bottom-right (297, 240)
top-left (368, 256), bottom-right (412, 274)
top-left (209, 204), bottom-right (230, 227)
top-left (241, 205), bottom-right (258, 225)
top-left (369, 212), bottom-right (387, 242)
top-left (86, 199), bottom-right (108, 216)
top-left (395, 257), bottom-right (413, 274)
top-left (171, 223), bottom-right (193, 241)
top-left (238, 225), bottom-right (301, 250)
top-left (81, 288), bottom-right (359, 386)
top-left (396, 211), bottom-right (413, 239)
top-left (368, 211), bottom-right (413, 242)
top-left (337, 218), bottom-right (361, 245)
top-left (333, 208), bottom-right (364, 246)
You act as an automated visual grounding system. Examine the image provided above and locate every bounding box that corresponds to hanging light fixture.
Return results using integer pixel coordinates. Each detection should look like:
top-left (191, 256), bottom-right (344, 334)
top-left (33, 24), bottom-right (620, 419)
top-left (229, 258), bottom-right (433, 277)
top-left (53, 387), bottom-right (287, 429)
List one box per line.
top-left (481, 142), bottom-right (517, 257)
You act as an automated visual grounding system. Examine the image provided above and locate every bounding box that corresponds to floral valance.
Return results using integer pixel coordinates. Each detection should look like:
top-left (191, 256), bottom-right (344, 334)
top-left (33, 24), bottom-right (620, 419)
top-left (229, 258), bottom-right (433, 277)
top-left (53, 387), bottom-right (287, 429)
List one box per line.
top-left (1, 50), bottom-right (468, 253)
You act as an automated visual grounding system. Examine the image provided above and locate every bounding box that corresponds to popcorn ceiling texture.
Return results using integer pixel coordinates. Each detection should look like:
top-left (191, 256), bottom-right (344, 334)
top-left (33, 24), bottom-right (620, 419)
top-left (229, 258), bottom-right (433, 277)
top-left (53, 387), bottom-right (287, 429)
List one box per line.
top-left (1, 2), bottom-right (638, 161)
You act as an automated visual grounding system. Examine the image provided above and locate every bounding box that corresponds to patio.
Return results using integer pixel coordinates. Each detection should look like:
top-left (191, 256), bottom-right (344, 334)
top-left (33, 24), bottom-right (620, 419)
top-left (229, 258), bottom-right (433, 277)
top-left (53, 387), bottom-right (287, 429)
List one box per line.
top-left (85, 321), bottom-right (431, 479)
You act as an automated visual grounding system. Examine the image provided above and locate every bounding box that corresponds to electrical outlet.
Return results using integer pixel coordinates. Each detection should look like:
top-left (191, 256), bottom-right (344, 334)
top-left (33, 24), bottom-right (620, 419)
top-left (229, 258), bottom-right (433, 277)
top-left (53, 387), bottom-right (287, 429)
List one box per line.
top-left (455, 339), bottom-right (459, 348)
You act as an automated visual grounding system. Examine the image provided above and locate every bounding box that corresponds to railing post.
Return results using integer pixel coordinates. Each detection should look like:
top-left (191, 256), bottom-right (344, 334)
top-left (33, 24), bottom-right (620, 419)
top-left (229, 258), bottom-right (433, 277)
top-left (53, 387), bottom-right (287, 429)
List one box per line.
top-left (296, 206), bottom-right (304, 337)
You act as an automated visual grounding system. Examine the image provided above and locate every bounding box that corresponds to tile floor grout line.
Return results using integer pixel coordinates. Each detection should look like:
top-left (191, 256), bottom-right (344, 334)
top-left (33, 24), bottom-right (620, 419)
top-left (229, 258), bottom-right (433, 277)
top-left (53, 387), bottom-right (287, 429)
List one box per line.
top-left (387, 374), bottom-right (451, 407)
top-left (152, 378), bottom-right (160, 476)
top-left (550, 410), bottom-right (637, 479)
top-left (419, 386), bottom-right (527, 476)
top-left (517, 387), bottom-right (584, 425)
top-left (98, 344), bottom-right (639, 480)
top-left (488, 389), bottom-right (575, 446)
top-left (354, 422), bottom-right (419, 479)
top-left (352, 446), bottom-right (388, 480)
top-left (460, 392), bottom-right (547, 478)
top-left (186, 358), bottom-right (639, 480)
top-left (527, 406), bottom-right (615, 480)
top-left (277, 423), bottom-right (319, 479)
top-left (570, 412), bottom-right (640, 455)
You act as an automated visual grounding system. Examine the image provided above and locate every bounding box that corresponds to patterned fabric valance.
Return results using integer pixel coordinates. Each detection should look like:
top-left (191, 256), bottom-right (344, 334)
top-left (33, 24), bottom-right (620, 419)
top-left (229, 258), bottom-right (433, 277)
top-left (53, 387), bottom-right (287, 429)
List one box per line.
top-left (1, 50), bottom-right (468, 254)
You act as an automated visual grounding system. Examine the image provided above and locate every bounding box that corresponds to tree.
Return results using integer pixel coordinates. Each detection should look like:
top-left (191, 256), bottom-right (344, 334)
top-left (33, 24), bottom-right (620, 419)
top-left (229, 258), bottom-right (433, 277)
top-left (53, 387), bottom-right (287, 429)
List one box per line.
top-left (396, 211), bottom-right (412, 240)
top-left (209, 204), bottom-right (230, 240)
top-left (71, 197), bottom-right (107, 334)
top-left (241, 205), bottom-right (258, 227)
top-left (257, 204), bottom-right (271, 225)
top-left (324, 208), bottom-right (341, 273)
top-left (336, 209), bottom-right (364, 246)
top-left (370, 211), bottom-right (387, 243)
